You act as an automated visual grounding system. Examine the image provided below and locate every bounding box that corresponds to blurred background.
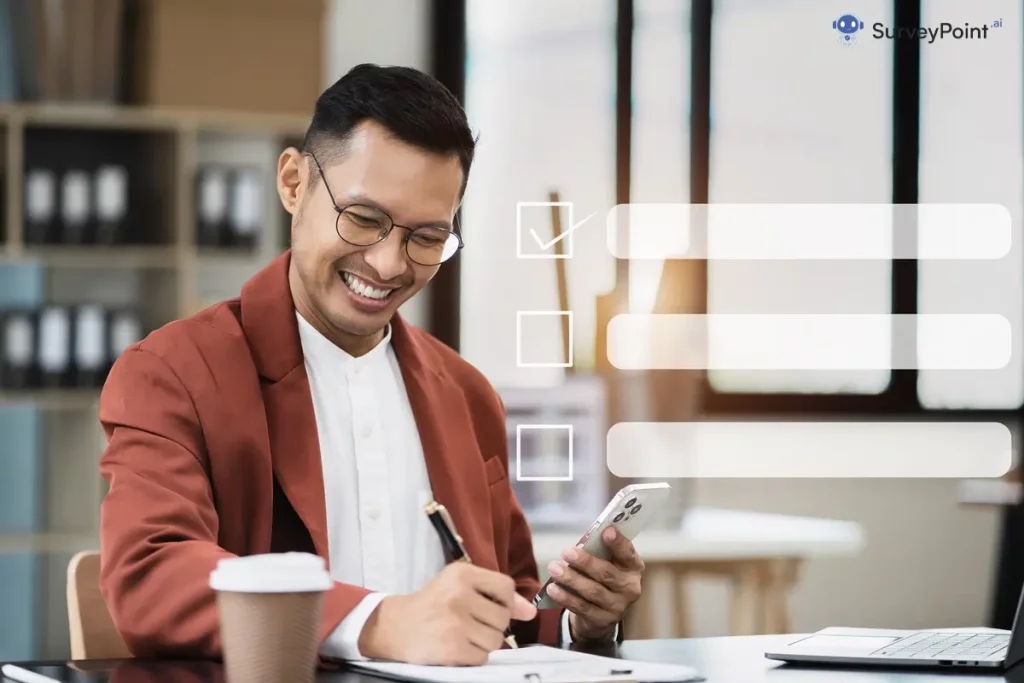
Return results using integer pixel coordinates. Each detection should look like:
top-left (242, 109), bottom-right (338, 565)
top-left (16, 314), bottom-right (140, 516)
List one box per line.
top-left (0, 0), bottom-right (1021, 663)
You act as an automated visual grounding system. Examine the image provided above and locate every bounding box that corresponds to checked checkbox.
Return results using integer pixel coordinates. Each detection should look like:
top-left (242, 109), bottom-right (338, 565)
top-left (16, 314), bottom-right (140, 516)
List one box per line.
top-left (516, 201), bottom-right (596, 259)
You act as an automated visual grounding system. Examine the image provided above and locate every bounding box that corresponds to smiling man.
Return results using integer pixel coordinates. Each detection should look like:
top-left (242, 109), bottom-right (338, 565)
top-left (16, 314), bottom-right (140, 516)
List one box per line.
top-left (97, 64), bottom-right (645, 666)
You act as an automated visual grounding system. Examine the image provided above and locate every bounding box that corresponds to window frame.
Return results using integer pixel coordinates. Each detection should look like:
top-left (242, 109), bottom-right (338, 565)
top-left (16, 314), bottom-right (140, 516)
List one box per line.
top-left (441, 0), bottom-right (1023, 422)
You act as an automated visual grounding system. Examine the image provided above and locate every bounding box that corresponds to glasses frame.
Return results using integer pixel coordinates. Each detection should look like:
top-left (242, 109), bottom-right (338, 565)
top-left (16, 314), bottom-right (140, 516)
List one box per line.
top-left (306, 152), bottom-right (465, 266)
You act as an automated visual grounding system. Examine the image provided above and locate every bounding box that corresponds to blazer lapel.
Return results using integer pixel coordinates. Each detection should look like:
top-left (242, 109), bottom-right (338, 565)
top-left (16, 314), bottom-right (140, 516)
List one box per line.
top-left (239, 251), bottom-right (330, 565)
top-left (391, 317), bottom-right (497, 571)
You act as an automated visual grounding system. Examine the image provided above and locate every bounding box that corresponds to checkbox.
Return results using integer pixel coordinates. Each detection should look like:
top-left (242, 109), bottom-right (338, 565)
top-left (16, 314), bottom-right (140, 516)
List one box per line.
top-left (516, 311), bottom-right (573, 367)
top-left (516, 201), bottom-right (596, 259)
top-left (516, 424), bottom-right (574, 482)
top-left (517, 202), bottom-right (573, 259)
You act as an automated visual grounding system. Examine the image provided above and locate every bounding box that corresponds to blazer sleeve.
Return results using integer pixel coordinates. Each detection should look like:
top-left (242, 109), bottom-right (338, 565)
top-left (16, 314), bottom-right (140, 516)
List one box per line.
top-left (97, 347), bottom-right (370, 660)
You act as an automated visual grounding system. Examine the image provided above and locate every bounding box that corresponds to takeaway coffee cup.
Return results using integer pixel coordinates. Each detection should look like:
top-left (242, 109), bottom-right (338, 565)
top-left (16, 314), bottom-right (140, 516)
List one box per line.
top-left (209, 552), bottom-right (332, 683)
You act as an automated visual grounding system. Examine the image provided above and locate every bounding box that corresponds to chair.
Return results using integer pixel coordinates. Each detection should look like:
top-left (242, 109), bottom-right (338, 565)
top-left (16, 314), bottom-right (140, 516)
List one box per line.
top-left (67, 551), bottom-right (132, 660)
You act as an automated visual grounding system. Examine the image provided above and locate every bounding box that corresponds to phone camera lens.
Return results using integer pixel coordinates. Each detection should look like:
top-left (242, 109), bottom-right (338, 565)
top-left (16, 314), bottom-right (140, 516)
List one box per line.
top-left (631, 504), bottom-right (642, 514)
top-left (625, 497), bottom-right (637, 508)
top-left (613, 512), bottom-right (625, 523)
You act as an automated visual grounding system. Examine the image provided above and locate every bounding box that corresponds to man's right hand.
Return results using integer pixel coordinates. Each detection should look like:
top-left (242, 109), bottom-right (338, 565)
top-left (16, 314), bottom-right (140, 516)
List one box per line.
top-left (357, 563), bottom-right (538, 665)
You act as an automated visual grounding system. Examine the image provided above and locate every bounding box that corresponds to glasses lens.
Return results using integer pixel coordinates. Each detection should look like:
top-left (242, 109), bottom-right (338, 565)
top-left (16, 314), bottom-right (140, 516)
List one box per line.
top-left (337, 205), bottom-right (390, 246)
top-left (407, 228), bottom-right (461, 265)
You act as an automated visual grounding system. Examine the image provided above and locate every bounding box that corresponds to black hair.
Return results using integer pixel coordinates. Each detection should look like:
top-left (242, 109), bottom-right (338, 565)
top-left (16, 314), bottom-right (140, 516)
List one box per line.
top-left (302, 63), bottom-right (476, 195)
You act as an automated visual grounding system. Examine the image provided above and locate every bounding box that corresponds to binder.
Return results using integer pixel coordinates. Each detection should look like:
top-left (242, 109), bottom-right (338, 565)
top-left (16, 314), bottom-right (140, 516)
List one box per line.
top-left (196, 166), bottom-right (229, 247)
top-left (94, 164), bottom-right (128, 244)
top-left (24, 168), bottom-right (57, 244)
top-left (107, 309), bottom-right (141, 368)
top-left (0, 308), bottom-right (37, 389)
top-left (60, 169), bottom-right (92, 244)
top-left (73, 304), bottom-right (107, 387)
top-left (37, 305), bottom-right (71, 387)
top-left (227, 168), bottom-right (263, 249)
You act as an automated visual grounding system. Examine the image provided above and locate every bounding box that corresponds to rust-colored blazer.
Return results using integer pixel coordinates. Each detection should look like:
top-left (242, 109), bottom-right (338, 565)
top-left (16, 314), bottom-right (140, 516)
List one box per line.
top-left (97, 250), bottom-right (563, 659)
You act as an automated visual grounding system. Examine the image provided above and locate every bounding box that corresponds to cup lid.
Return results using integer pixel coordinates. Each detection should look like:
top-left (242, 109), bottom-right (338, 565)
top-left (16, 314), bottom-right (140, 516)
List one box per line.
top-left (209, 552), bottom-right (333, 593)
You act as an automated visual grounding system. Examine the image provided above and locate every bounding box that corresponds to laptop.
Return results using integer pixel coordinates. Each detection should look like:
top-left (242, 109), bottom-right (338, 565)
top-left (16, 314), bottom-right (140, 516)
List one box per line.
top-left (764, 584), bottom-right (1024, 670)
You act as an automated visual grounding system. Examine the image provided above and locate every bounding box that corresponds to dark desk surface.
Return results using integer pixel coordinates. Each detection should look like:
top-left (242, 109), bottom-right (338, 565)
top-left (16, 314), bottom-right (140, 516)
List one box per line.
top-left (5, 635), bottom-right (1024, 682)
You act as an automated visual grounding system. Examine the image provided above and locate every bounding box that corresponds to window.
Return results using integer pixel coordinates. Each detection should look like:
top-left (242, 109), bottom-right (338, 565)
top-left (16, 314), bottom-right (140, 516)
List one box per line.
top-left (629, 0), bottom-right (691, 314)
top-left (706, 0), bottom-right (894, 395)
top-left (917, 0), bottom-right (1023, 409)
top-left (461, 0), bottom-right (617, 387)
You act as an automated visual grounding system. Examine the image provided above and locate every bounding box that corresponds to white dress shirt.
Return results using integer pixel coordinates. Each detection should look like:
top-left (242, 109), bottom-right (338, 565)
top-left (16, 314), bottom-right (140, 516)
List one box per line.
top-left (295, 312), bottom-right (580, 660)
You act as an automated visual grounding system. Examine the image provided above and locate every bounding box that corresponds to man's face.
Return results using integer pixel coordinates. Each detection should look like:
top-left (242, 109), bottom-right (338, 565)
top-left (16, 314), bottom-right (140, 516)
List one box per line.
top-left (278, 121), bottom-right (463, 345)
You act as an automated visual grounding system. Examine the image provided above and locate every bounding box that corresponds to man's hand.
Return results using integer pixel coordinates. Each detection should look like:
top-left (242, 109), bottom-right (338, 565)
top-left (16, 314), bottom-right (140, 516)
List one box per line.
top-left (545, 526), bottom-right (644, 641)
top-left (358, 563), bottom-right (537, 665)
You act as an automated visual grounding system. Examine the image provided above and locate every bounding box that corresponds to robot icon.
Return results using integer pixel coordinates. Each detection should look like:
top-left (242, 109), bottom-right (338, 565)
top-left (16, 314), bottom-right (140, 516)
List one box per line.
top-left (833, 13), bottom-right (864, 46)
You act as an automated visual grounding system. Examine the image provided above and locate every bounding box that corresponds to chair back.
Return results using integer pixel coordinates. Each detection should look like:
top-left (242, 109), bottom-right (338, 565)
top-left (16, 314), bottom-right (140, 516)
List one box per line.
top-left (67, 551), bottom-right (132, 660)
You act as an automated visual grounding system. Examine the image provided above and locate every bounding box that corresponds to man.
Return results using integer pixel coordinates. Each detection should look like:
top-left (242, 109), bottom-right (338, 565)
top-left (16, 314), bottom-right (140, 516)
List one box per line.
top-left (98, 64), bottom-right (645, 666)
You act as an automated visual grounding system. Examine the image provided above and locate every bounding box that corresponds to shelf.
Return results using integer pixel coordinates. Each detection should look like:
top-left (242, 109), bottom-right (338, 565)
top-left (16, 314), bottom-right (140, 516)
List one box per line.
top-left (0, 532), bottom-right (98, 555)
top-left (0, 390), bottom-right (101, 410)
top-left (0, 102), bottom-right (309, 136)
top-left (0, 245), bottom-right (182, 269)
top-left (196, 247), bottom-right (264, 265)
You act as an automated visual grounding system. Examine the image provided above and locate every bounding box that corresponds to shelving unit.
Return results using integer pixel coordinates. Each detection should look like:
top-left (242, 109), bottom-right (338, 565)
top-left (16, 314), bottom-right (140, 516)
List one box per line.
top-left (0, 103), bottom-right (309, 660)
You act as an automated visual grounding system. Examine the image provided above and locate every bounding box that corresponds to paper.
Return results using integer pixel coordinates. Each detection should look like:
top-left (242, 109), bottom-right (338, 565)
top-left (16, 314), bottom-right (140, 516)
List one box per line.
top-left (346, 645), bottom-right (701, 683)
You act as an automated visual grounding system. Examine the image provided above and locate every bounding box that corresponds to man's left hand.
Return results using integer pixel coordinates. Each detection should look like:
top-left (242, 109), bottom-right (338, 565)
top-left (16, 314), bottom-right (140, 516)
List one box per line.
top-left (544, 526), bottom-right (644, 641)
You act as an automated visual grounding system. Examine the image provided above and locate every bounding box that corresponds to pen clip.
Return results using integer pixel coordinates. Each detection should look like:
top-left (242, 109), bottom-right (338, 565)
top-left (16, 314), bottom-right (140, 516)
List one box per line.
top-left (438, 505), bottom-right (464, 545)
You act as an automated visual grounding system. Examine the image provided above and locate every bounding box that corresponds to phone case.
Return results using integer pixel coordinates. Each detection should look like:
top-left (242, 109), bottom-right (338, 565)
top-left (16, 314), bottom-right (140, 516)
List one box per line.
top-left (533, 482), bottom-right (672, 610)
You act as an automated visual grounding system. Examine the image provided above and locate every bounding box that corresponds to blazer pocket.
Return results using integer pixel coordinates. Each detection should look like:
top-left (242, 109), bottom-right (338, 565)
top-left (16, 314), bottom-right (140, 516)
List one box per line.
top-left (484, 455), bottom-right (507, 486)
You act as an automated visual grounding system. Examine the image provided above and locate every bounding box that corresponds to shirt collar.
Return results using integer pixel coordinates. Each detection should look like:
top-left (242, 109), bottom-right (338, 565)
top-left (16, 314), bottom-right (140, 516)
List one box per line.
top-left (295, 311), bottom-right (392, 368)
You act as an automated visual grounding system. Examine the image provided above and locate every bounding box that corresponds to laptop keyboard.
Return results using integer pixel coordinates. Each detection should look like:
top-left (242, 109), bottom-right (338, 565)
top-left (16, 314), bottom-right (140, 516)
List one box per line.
top-left (872, 632), bottom-right (1010, 659)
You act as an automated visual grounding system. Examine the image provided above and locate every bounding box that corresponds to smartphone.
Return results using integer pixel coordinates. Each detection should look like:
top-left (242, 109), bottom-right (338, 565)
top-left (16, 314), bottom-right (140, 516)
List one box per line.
top-left (533, 482), bottom-right (672, 609)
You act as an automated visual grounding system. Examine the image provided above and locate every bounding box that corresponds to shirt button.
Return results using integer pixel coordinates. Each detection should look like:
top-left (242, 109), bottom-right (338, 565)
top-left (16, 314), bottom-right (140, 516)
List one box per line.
top-left (361, 423), bottom-right (372, 439)
top-left (367, 508), bottom-right (380, 521)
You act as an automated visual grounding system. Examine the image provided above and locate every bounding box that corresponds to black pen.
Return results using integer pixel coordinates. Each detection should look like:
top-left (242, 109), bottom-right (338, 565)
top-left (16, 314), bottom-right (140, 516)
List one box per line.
top-left (424, 500), bottom-right (519, 649)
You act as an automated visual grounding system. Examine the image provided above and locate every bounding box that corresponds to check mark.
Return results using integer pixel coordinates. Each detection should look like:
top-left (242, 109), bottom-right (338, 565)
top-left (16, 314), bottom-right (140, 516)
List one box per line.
top-left (529, 211), bottom-right (597, 251)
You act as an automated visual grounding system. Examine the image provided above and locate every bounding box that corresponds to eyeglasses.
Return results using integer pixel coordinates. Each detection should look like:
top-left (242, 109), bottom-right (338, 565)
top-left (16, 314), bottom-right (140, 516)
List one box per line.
top-left (307, 153), bottom-right (464, 266)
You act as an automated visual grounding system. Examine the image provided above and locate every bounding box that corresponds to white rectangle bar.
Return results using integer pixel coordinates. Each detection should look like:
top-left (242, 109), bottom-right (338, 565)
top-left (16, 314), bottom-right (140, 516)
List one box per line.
top-left (606, 422), bottom-right (1012, 478)
top-left (606, 313), bottom-right (1011, 370)
top-left (605, 203), bottom-right (1011, 260)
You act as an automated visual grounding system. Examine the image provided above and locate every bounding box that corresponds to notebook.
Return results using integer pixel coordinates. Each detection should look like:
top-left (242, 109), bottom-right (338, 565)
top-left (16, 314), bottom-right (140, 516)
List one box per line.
top-left (344, 645), bottom-right (703, 683)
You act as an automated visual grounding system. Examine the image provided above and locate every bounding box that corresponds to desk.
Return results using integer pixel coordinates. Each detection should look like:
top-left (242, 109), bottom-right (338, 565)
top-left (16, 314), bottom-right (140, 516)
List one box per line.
top-left (532, 507), bottom-right (865, 639)
top-left (5, 635), bottom-right (1024, 682)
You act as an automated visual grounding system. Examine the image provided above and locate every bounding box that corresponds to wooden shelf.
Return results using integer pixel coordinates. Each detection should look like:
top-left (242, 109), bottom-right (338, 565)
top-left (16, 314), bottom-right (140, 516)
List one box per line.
top-left (0, 390), bottom-right (101, 410)
top-left (0, 102), bottom-right (309, 136)
top-left (0, 245), bottom-right (182, 269)
top-left (196, 247), bottom-right (263, 264)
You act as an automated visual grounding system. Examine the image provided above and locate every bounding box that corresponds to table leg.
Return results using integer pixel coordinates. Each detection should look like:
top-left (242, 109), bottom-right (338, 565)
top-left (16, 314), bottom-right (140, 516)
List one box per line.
top-left (759, 558), bottom-right (801, 634)
top-left (626, 567), bottom-right (657, 639)
top-left (674, 566), bottom-right (690, 638)
top-left (729, 562), bottom-right (761, 635)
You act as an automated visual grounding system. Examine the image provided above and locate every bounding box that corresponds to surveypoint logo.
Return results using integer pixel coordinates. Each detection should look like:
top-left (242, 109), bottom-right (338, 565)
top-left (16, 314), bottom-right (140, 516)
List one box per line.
top-left (832, 14), bottom-right (864, 46)
top-left (833, 13), bottom-right (1004, 46)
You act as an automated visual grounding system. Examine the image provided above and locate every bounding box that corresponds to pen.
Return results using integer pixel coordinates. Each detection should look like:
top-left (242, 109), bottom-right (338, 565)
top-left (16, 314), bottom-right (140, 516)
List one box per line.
top-left (424, 501), bottom-right (519, 649)
top-left (1, 664), bottom-right (62, 683)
